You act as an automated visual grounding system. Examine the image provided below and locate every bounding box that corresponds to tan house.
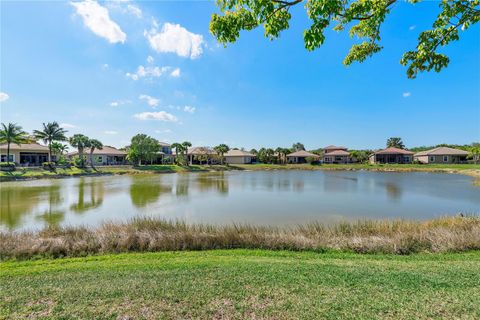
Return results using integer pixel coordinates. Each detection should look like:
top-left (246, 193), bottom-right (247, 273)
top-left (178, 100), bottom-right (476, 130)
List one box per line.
top-left (175, 147), bottom-right (219, 165)
top-left (286, 150), bottom-right (320, 164)
top-left (68, 146), bottom-right (127, 165)
top-left (224, 149), bottom-right (256, 164)
top-left (369, 147), bottom-right (414, 164)
top-left (0, 142), bottom-right (51, 166)
top-left (414, 147), bottom-right (469, 164)
top-left (323, 145), bottom-right (352, 164)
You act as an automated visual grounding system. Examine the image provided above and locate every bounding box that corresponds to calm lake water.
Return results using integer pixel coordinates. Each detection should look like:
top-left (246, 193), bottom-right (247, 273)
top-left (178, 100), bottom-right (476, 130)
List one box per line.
top-left (1, 170), bottom-right (479, 231)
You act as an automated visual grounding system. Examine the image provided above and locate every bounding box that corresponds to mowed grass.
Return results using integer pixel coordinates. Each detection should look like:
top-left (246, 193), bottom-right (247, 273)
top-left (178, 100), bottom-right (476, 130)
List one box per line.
top-left (1, 250), bottom-right (479, 319)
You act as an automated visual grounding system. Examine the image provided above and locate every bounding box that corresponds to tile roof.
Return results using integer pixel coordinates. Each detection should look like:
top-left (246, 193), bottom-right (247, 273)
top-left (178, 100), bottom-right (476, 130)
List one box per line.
top-left (324, 150), bottom-right (350, 156)
top-left (0, 142), bottom-right (49, 152)
top-left (324, 145), bottom-right (347, 151)
top-left (286, 150), bottom-right (320, 158)
top-left (225, 149), bottom-right (255, 157)
top-left (414, 147), bottom-right (469, 156)
top-left (69, 146), bottom-right (127, 156)
top-left (374, 147), bottom-right (414, 155)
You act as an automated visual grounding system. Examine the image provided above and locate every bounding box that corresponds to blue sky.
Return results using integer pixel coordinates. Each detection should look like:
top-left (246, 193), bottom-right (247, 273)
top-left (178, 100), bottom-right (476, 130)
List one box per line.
top-left (1, 0), bottom-right (479, 150)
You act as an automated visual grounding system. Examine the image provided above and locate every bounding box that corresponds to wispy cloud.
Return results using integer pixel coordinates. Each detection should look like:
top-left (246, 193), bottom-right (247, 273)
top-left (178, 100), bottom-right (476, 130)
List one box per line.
top-left (109, 100), bottom-right (131, 107)
top-left (126, 65), bottom-right (170, 80)
top-left (104, 130), bottom-right (118, 135)
top-left (139, 94), bottom-right (160, 107)
top-left (183, 106), bottom-right (196, 114)
top-left (71, 0), bottom-right (126, 44)
top-left (126, 4), bottom-right (142, 18)
top-left (170, 68), bottom-right (181, 77)
top-left (403, 92), bottom-right (411, 98)
top-left (145, 22), bottom-right (204, 59)
top-left (60, 123), bottom-right (77, 129)
top-left (0, 92), bottom-right (9, 102)
top-left (409, 25), bottom-right (416, 31)
top-left (155, 129), bottom-right (172, 134)
top-left (134, 111), bottom-right (178, 122)
top-left (147, 55), bottom-right (154, 64)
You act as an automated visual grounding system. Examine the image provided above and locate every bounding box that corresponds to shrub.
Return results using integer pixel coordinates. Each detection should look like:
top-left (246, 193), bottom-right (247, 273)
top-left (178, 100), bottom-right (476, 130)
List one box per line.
top-left (0, 162), bottom-right (16, 171)
top-left (305, 156), bottom-right (319, 165)
top-left (42, 162), bottom-right (56, 171)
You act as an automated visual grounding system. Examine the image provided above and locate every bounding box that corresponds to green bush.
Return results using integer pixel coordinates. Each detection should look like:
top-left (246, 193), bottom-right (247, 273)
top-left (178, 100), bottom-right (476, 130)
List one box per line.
top-left (305, 156), bottom-right (320, 165)
top-left (42, 162), bottom-right (56, 171)
top-left (0, 162), bottom-right (16, 171)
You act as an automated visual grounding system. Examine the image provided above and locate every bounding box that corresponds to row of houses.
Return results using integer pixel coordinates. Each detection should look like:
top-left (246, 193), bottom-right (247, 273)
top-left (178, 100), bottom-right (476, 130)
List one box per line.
top-left (0, 142), bottom-right (470, 166)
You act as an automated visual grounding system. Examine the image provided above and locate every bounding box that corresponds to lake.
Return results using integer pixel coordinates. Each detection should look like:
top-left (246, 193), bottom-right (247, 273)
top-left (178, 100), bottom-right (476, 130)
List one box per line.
top-left (1, 170), bottom-right (479, 231)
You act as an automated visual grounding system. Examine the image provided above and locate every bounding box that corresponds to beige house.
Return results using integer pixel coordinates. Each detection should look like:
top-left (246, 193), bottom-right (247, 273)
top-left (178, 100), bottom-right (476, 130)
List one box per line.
top-left (414, 147), bottom-right (469, 164)
top-left (286, 150), bottom-right (320, 164)
top-left (0, 142), bottom-right (51, 166)
top-left (68, 146), bottom-right (127, 165)
top-left (224, 149), bottom-right (256, 164)
top-left (369, 147), bottom-right (414, 164)
top-left (323, 145), bottom-right (352, 164)
top-left (175, 147), bottom-right (219, 165)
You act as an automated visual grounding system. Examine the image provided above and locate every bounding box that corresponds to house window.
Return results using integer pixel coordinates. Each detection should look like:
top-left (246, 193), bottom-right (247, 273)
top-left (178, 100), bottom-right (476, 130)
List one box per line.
top-left (404, 156), bottom-right (410, 163)
top-left (429, 156), bottom-right (435, 162)
top-left (443, 156), bottom-right (449, 162)
top-left (0, 154), bottom-right (14, 162)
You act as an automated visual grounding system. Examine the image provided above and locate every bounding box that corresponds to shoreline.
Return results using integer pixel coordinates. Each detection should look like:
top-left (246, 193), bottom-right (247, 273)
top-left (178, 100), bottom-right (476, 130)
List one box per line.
top-left (1, 163), bottom-right (479, 182)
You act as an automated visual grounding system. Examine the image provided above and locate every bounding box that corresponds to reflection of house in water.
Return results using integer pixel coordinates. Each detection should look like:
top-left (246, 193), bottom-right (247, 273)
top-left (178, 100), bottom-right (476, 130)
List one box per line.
top-left (385, 182), bottom-right (402, 200)
top-left (196, 173), bottom-right (229, 194)
top-left (0, 184), bottom-right (63, 230)
top-left (175, 175), bottom-right (190, 197)
top-left (70, 178), bottom-right (105, 214)
top-left (130, 176), bottom-right (172, 208)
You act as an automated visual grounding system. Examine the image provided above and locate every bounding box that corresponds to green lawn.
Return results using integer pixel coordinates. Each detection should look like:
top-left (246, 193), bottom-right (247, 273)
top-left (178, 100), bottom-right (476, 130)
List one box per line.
top-left (1, 250), bottom-right (480, 319)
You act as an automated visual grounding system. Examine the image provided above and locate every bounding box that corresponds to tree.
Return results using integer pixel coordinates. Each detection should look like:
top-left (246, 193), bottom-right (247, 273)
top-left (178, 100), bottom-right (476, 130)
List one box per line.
top-left (33, 122), bottom-right (68, 162)
top-left (171, 143), bottom-right (186, 165)
top-left (87, 139), bottom-right (103, 169)
top-left (257, 148), bottom-right (276, 164)
top-left (182, 141), bottom-right (192, 165)
top-left (292, 143), bottom-right (305, 152)
top-left (69, 134), bottom-right (90, 167)
top-left (386, 137), bottom-right (405, 149)
top-left (51, 142), bottom-right (68, 157)
top-left (0, 123), bottom-right (28, 164)
top-left (214, 144), bottom-right (230, 165)
top-left (275, 147), bottom-right (290, 164)
top-left (127, 134), bottom-right (160, 165)
top-left (250, 148), bottom-right (258, 155)
top-left (469, 142), bottom-right (480, 164)
top-left (210, 0), bottom-right (480, 79)
top-left (349, 150), bottom-right (371, 163)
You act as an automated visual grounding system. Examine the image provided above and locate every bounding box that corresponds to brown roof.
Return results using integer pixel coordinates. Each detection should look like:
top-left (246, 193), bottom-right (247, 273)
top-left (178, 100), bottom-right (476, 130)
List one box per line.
top-left (158, 141), bottom-right (170, 147)
top-left (324, 145), bottom-right (347, 151)
top-left (414, 147), bottom-right (469, 156)
top-left (187, 147), bottom-right (217, 155)
top-left (69, 146), bottom-right (126, 156)
top-left (286, 150), bottom-right (320, 158)
top-left (225, 150), bottom-right (254, 157)
top-left (0, 142), bottom-right (49, 152)
top-left (374, 147), bottom-right (414, 155)
top-left (324, 150), bottom-right (350, 156)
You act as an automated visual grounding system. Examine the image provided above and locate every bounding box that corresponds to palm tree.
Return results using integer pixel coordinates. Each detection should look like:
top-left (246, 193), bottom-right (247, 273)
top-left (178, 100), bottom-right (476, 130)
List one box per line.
top-left (171, 143), bottom-right (185, 165)
top-left (386, 137), bottom-right (405, 149)
top-left (87, 139), bottom-right (103, 169)
top-left (69, 134), bottom-right (90, 167)
top-left (182, 141), bottom-right (192, 165)
top-left (51, 142), bottom-right (68, 157)
top-left (275, 147), bottom-right (290, 164)
top-left (214, 144), bottom-right (230, 165)
top-left (0, 123), bottom-right (28, 164)
top-left (33, 122), bottom-right (68, 162)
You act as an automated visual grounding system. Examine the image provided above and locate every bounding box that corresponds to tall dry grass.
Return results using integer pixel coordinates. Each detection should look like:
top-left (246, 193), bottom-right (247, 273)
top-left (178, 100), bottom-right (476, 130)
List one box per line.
top-left (1, 216), bottom-right (479, 260)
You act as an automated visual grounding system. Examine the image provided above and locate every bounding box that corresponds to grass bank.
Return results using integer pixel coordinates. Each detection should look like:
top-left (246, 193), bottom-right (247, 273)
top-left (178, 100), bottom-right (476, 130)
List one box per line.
top-left (1, 249), bottom-right (479, 319)
top-left (2, 216), bottom-right (479, 260)
top-left (1, 163), bottom-right (479, 181)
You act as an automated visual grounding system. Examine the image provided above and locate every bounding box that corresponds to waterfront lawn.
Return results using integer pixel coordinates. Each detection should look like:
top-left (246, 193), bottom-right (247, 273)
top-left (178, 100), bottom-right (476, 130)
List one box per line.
top-left (1, 250), bottom-right (479, 319)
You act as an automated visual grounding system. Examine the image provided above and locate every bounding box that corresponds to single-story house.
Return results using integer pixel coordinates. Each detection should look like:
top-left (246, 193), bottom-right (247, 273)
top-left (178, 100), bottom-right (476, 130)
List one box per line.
top-left (414, 147), bottom-right (469, 164)
top-left (286, 150), bottom-right (320, 164)
top-left (369, 147), bottom-right (414, 164)
top-left (175, 147), bottom-right (219, 165)
top-left (224, 149), bottom-right (256, 164)
top-left (0, 142), bottom-right (52, 166)
top-left (323, 145), bottom-right (352, 164)
top-left (68, 146), bottom-right (127, 165)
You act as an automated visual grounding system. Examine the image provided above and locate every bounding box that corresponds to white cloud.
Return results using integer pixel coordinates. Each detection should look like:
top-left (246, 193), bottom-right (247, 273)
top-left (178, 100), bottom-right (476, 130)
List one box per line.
top-left (409, 25), bottom-right (416, 31)
top-left (60, 123), bottom-right (77, 129)
top-left (71, 0), bottom-right (126, 44)
top-left (109, 100), bottom-right (130, 107)
top-left (0, 92), bottom-right (9, 102)
top-left (183, 106), bottom-right (195, 114)
top-left (402, 92), bottom-right (411, 98)
top-left (147, 55), bottom-right (154, 64)
top-left (134, 111), bottom-right (178, 122)
top-left (145, 22), bottom-right (204, 59)
top-left (170, 68), bottom-right (181, 77)
top-left (155, 129), bottom-right (172, 134)
top-left (126, 65), bottom-right (170, 80)
top-left (104, 130), bottom-right (118, 135)
top-left (139, 94), bottom-right (160, 107)
top-left (101, 63), bottom-right (109, 70)
top-left (126, 4), bottom-right (142, 18)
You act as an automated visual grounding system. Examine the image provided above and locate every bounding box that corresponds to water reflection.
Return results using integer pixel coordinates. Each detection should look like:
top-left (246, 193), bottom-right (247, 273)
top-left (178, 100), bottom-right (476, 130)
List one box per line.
top-left (130, 176), bottom-right (172, 207)
top-left (385, 182), bottom-right (402, 200)
top-left (0, 184), bottom-right (63, 229)
top-left (70, 178), bottom-right (105, 214)
top-left (196, 172), bottom-right (229, 194)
